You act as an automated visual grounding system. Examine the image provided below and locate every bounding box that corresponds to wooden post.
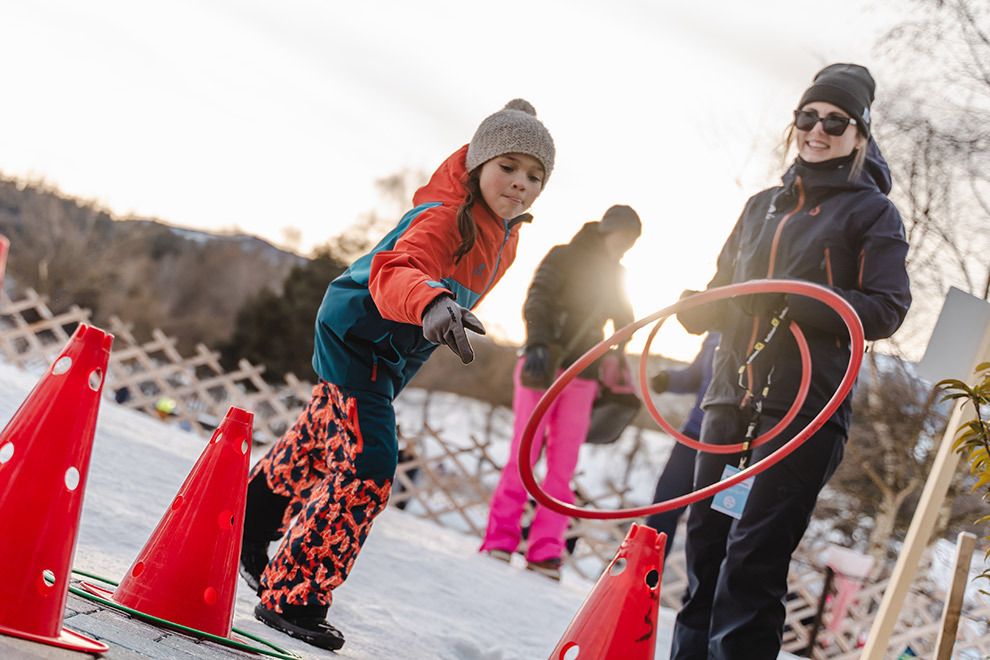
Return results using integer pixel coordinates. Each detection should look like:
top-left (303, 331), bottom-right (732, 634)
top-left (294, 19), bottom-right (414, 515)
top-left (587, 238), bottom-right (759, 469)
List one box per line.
top-left (860, 289), bottom-right (990, 660)
top-left (859, 399), bottom-right (970, 659)
top-left (934, 532), bottom-right (977, 660)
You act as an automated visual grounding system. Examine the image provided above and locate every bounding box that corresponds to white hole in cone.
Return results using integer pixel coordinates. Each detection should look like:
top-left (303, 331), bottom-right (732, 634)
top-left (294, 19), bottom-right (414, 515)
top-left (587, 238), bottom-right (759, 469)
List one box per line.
top-left (212, 431), bottom-right (223, 445)
top-left (0, 442), bottom-right (13, 463)
top-left (42, 569), bottom-right (56, 587)
top-left (64, 467), bottom-right (80, 491)
top-left (241, 439), bottom-right (249, 454)
top-left (562, 644), bottom-right (580, 660)
top-left (52, 357), bottom-right (72, 375)
top-left (88, 368), bottom-right (103, 391)
top-left (609, 557), bottom-right (627, 576)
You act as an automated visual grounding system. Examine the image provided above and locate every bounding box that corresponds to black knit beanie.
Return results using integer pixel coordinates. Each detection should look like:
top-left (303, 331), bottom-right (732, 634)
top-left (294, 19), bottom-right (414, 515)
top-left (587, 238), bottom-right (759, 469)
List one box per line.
top-left (798, 63), bottom-right (875, 139)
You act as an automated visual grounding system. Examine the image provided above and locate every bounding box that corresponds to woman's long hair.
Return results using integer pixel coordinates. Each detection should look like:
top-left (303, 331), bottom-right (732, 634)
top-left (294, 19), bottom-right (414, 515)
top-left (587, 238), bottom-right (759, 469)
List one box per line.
top-left (452, 168), bottom-right (483, 264)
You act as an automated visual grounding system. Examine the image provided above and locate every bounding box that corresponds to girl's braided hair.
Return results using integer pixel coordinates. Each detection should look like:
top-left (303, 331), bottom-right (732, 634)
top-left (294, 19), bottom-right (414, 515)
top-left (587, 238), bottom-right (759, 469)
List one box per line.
top-left (452, 168), bottom-right (482, 265)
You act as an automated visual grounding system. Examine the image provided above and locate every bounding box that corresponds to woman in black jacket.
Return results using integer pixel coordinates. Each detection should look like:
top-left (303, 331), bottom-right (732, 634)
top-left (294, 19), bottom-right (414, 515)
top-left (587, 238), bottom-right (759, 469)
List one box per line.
top-left (670, 64), bottom-right (911, 660)
top-left (480, 205), bottom-right (640, 580)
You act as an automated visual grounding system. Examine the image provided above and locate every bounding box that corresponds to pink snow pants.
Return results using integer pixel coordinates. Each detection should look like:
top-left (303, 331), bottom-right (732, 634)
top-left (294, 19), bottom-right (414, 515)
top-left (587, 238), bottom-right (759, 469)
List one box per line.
top-left (481, 357), bottom-right (598, 563)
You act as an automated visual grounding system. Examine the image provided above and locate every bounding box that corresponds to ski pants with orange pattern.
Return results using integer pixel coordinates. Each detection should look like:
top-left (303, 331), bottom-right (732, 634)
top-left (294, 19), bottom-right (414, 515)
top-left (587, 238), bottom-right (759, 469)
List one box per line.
top-left (249, 381), bottom-right (396, 612)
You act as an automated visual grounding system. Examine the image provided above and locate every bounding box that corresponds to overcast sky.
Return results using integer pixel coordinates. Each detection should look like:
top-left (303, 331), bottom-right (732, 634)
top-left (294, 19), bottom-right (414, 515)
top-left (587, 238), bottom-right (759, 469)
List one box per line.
top-left (0, 0), bottom-right (908, 359)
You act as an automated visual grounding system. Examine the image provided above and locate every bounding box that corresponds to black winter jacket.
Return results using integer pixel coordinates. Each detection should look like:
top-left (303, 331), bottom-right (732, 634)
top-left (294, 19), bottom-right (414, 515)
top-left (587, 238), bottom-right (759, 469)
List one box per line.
top-left (697, 140), bottom-right (911, 431)
top-left (523, 222), bottom-right (636, 380)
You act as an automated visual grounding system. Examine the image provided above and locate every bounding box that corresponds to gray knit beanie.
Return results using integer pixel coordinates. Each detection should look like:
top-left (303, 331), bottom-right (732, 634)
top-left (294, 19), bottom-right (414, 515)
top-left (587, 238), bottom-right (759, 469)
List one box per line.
top-left (598, 204), bottom-right (642, 237)
top-left (465, 99), bottom-right (555, 183)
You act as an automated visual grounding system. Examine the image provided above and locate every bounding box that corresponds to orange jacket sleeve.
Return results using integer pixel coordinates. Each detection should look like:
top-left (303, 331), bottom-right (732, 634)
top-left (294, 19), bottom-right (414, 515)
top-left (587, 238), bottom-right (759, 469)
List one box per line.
top-left (368, 206), bottom-right (460, 326)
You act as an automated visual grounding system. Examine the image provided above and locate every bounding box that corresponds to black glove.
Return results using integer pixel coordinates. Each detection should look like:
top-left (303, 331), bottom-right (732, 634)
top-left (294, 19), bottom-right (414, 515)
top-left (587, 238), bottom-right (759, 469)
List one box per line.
top-left (732, 292), bottom-right (788, 319)
top-left (650, 370), bottom-right (671, 394)
top-left (676, 289), bottom-right (722, 335)
top-left (422, 295), bottom-right (486, 364)
top-left (521, 345), bottom-right (550, 385)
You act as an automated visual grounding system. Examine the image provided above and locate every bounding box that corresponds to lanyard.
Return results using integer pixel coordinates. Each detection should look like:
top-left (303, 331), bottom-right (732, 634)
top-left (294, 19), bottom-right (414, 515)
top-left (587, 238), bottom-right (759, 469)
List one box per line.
top-left (735, 306), bottom-right (790, 469)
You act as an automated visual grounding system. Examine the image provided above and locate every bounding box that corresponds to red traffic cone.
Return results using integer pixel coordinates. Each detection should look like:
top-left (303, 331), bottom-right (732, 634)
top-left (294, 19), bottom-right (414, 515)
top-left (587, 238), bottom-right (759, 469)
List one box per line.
top-left (108, 408), bottom-right (253, 637)
top-left (0, 324), bottom-right (113, 654)
top-left (548, 524), bottom-right (666, 660)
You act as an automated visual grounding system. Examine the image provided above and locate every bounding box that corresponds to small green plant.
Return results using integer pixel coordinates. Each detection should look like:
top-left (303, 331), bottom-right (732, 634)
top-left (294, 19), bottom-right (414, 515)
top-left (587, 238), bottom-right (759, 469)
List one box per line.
top-left (938, 362), bottom-right (990, 591)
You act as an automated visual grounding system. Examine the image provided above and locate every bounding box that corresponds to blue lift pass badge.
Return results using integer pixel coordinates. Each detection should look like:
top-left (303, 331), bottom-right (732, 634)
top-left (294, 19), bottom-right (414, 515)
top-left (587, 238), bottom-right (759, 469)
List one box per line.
top-left (711, 465), bottom-right (753, 520)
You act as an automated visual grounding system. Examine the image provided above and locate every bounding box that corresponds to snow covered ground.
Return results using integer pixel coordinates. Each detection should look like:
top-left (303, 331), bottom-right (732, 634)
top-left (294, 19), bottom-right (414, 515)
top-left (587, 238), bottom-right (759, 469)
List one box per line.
top-left (0, 358), bottom-right (815, 659)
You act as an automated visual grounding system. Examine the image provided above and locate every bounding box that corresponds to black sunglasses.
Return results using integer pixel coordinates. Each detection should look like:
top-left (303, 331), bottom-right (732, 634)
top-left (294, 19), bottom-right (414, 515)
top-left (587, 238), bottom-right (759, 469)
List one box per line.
top-left (793, 109), bottom-right (857, 136)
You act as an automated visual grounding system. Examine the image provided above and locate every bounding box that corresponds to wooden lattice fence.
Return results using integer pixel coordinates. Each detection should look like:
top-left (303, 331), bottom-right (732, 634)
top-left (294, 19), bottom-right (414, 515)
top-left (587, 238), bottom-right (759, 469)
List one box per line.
top-left (392, 410), bottom-right (990, 660)
top-left (0, 288), bottom-right (90, 373)
top-left (102, 316), bottom-right (312, 444)
top-left (0, 286), bottom-right (988, 659)
top-left (0, 288), bottom-right (314, 444)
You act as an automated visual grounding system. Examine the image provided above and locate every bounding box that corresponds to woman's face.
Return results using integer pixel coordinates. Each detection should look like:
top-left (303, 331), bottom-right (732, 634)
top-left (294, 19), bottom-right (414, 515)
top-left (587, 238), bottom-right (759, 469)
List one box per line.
top-left (478, 153), bottom-right (544, 219)
top-left (795, 101), bottom-right (860, 163)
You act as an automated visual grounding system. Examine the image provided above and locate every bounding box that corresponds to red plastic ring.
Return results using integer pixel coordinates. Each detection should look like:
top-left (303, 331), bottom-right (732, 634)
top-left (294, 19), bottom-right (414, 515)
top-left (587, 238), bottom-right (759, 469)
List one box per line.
top-left (517, 279), bottom-right (865, 520)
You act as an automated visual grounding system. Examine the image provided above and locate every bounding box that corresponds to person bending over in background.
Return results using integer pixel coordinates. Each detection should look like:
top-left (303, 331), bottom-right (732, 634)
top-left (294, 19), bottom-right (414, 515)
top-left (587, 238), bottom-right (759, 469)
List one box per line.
top-left (669, 64), bottom-right (910, 660)
top-left (239, 99), bottom-right (555, 651)
top-left (480, 204), bottom-right (641, 581)
top-left (644, 331), bottom-right (719, 558)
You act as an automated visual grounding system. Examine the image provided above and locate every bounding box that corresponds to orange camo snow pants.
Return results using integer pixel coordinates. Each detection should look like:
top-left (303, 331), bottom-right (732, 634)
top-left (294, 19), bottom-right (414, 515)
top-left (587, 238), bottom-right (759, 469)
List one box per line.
top-left (250, 381), bottom-right (396, 612)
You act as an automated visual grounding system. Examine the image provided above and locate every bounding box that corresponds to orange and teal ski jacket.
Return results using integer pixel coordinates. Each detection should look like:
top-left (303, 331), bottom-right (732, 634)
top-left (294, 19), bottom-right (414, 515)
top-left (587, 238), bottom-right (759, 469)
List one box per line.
top-left (313, 145), bottom-right (531, 399)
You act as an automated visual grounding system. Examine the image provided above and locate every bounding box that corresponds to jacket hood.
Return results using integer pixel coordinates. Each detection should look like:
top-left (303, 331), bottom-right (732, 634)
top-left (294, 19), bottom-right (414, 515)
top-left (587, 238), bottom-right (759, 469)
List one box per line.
top-left (413, 145), bottom-right (471, 208)
top-left (785, 138), bottom-right (892, 196)
top-left (569, 221), bottom-right (616, 262)
top-left (861, 139), bottom-right (893, 194)
top-left (412, 144), bottom-right (509, 230)
top-left (571, 221), bottom-right (603, 246)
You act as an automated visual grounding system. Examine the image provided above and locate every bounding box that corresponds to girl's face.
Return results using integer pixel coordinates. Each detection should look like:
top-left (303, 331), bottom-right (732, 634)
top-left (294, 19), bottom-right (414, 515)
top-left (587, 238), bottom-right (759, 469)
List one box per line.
top-left (796, 101), bottom-right (860, 163)
top-left (478, 153), bottom-right (545, 219)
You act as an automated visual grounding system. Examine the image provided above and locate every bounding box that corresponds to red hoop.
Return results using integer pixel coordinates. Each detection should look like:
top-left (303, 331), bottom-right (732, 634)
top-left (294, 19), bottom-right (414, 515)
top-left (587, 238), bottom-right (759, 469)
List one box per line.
top-left (517, 279), bottom-right (865, 520)
top-left (637, 307), bottom-right (811, 454)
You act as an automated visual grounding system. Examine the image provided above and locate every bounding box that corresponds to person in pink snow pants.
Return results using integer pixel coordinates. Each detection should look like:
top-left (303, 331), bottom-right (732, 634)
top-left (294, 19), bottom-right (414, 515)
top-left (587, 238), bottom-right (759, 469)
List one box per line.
top-left (481, 205), bottom-right (642, 580)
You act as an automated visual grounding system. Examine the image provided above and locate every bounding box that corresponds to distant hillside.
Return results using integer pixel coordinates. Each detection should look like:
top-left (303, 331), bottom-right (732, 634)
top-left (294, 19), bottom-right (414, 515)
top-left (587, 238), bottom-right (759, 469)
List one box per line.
top-left (0, 174), bottom-right (304, 354)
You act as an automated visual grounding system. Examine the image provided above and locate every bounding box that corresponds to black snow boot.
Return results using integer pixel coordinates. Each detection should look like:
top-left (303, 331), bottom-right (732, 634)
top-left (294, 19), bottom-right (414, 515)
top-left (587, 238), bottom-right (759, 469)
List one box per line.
top-left (239, 541), bottom-right (270, 594)
top-left (254, 602), bottom-right (345, 651)
top-left (240, 472), bottom-right (291, 594)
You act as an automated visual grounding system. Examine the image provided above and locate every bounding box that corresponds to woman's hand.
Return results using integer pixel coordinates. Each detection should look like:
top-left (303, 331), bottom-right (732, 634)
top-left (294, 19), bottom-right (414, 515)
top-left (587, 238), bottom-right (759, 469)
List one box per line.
top-left (676, 290), bottom-right (723, 335)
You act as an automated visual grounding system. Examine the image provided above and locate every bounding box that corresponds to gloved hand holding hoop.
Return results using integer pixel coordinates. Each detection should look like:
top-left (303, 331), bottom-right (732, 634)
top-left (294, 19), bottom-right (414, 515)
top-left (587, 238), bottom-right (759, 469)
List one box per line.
top-left (650, 370), bottom-right (671, 394)
top-left (520, 345), bottom-right (551, 389)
